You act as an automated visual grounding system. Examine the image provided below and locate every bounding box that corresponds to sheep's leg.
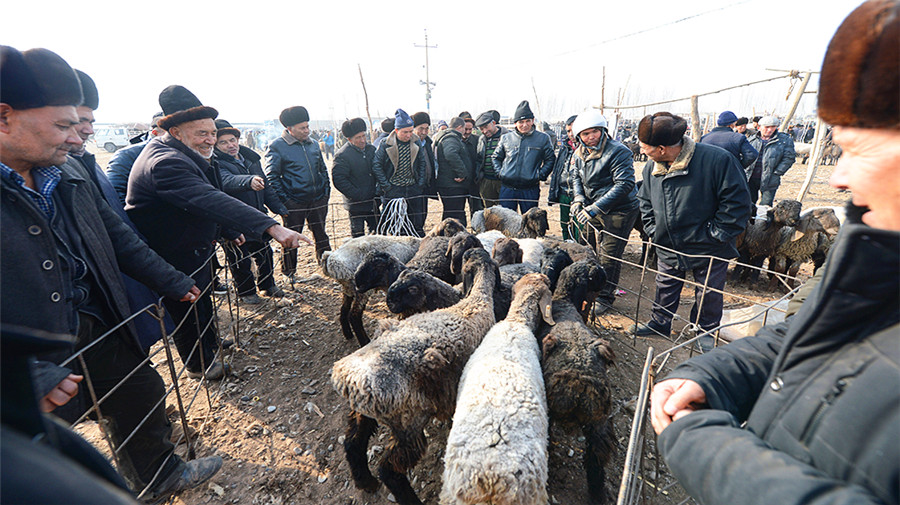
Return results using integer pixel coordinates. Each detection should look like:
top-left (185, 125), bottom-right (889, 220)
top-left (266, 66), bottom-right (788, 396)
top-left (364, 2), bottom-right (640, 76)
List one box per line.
top-left (378, 422), bottom-right (428, 505)
top-left (583, 419), bottom-right (615, 505)
top-left (349, 291), bottom-right (370, 346)
top-left (785, 260), bottom-right (802, 290)
top-left (339, 293), bottom-right (354, 341)
top-left (344, 411), bottom-right (380, 493)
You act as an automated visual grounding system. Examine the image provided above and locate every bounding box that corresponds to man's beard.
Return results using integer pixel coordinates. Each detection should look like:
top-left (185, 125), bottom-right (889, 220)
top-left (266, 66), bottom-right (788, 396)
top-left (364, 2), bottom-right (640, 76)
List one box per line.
top-left (190, 146), bottom-right (213, 160)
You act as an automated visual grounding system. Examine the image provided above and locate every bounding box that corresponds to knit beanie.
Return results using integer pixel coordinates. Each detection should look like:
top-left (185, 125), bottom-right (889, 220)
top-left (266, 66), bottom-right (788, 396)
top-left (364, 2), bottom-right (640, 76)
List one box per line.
top-left (394, 108), bottom-right (414, 129)
top-left (513, 100), bottom-right (534, 122)
top-left (818, 0), bottom-right (899, 129)
top-left (0, 46), bottom-right (83, 110)
top-left (279, 106), bottom-right (309, 127)
top-left (717, 110), bottom-right (738, 126)
top-left (341, 117), bottom-right (367, 138)
top-left (215, 119), bottom-right (241, 138)
top-left (637, 112), bottom-right (687, 146)
top-left (75, 70), bottom-right (99, 110)
top-left (411, 111), bottom-right (431, 127)
top-left (158, 85), bottom-right (218, 130)
top-left (380, 117), bottom-right (395, 133)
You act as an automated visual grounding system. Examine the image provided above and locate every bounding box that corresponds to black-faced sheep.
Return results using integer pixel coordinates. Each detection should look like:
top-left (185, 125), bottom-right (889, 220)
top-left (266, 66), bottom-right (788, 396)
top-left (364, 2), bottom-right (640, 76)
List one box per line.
top-left (767, 211), bottom-right (828, 291)
top-left (447, 232), bottom-right (484, 278)
top-left (385, 269), bottom-right (462, 319)
top-left (539, 237), bottom-right (598, 263)
top-left (472, 206), bottom-right (549, 238)
top-left (538, 260), bottom-right (616, 505)
top-left (540, 247), bottom-right (574, 292)
top-left (732, 199), bottom-right (802, 285)
top-left (321, 235), bottom-right (421, 346)
top-left (440, 273), bottom-right (555, 505)
top-left (492, 237), bottom-right (523, 266)
top-left (354, 235), bottom-right (455, 297)
top-left (426, 217), bottom-right (467, 238)
top-left (332, 247), bottom-right (499, 505)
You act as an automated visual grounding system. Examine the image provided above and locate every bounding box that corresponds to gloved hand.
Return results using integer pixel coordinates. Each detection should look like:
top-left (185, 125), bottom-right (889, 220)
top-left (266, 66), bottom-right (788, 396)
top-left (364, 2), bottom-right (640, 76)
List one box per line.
top-left (570, 201), bottom-right (583, 222)
top-left (575, 204), bottom-right (600, 226)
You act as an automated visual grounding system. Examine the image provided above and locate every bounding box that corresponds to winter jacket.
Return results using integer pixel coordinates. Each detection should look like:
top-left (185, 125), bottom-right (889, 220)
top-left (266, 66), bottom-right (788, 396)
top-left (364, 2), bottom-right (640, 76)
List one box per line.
top-left (748, 131), bottom-right (796, 191)
top-left (476, 126), bottom-right (508, 182)
top-left (548, 140), bottom-right (574, 204)
top-left (332, 142), bottom-right (377, 207)
top-left (1, 161), bottom-right (193, 353)
top-left (106, 140), bottom-right (149, 206)
top-left (126, 134), bottom-right (277, 268)
top-left (433, 129), bottom-right (471, 189)
top-left (419, 136), bottom-right (437, 198)
top-left (700, 126), bottom-right (759, 169)
top-left (462, 134), bottom-right (479, 174)
top-left (570, 137), bottom-right (639, 214)
top-left (264, 130), bottom-right (330, 204)
top-left (636, 137), bottom-right (751, 270)
top-left (659, 222), bottom-right (899, 505)
top-left (491, 128), bottom-right (555, 189)
top-left (216, 145), bottom-right (288, 216)
top-left (372, 130), bottom-right (426, 199)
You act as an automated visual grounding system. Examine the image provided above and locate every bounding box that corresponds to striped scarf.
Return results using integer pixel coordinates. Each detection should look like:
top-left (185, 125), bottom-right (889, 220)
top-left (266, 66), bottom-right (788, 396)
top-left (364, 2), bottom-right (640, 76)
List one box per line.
top-left (390, 140), bottom-right (415, 186)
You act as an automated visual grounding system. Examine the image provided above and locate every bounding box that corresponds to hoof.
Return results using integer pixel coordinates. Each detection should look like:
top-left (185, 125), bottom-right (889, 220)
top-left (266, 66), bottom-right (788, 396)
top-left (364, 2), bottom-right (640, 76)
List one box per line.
top-left (355, 475), bottom-right (381, 493)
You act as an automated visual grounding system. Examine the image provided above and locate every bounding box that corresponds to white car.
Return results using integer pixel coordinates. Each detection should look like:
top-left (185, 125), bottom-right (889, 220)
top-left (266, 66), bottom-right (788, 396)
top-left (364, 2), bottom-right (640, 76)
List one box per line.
top-left (92, 127), bottom-right (134, 152)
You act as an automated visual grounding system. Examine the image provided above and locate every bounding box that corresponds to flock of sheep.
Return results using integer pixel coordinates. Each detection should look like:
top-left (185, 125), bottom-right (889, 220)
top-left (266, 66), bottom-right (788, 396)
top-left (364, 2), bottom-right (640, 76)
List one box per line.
top-left (316, 199), bottom-right (842, 505)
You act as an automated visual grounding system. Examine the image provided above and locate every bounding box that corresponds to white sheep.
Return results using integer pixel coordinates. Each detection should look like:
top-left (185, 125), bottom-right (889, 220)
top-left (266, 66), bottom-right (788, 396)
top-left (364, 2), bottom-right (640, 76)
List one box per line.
top-left (321, 235), bottom-right (421, 345)
top-left (331, 247), bottom-right (499, 505)
top-left (441, 273), bottom-right (555, 505)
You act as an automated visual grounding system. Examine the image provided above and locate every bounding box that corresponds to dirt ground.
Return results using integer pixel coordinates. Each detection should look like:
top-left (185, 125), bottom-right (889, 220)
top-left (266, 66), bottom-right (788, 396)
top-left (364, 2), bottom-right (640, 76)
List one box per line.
top-left (80, 146), bottom-right (846, 505)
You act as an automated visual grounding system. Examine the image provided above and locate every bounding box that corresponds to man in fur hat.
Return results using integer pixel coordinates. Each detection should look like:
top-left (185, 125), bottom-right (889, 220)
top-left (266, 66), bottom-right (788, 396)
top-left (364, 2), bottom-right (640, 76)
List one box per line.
top-left (650, 3), bottom-right (899, 504)
top-left (631, 112), bottom-right (751, 347)
top-left (332, 117), bottom-right (379, 237)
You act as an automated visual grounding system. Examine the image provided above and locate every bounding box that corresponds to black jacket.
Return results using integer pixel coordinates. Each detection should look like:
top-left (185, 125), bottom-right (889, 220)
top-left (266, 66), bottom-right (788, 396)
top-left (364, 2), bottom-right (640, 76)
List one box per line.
top-left (570, 137), bottom-right (639, 214)
top-left (548, 140), bottom-right (574, 204)
top-left (659, 222), bottom-right (899, 505)
top-left (264, 131), bottom-right (330, 204)
top-left (636, 137), bottom-right (751, 269)
top-left (433, 129), bottom-right (471, 189)
top-left (492, 128), bottom-right (555, 189)
top-left (126, 134), bottom-right (277, 268)
top-left (216, 146), bottom-right (289, 216)
top-left (332, 142), bottom-right (377, 206)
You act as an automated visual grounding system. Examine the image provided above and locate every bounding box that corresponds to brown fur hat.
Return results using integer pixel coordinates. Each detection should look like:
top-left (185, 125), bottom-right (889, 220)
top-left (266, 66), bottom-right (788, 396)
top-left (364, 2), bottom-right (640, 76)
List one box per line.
top-left (818, 0), bottom-right (899, 129)
top-left (157, 85), bottom-right (218, 130)
top-left (638, 112), bottom-right (687, 146)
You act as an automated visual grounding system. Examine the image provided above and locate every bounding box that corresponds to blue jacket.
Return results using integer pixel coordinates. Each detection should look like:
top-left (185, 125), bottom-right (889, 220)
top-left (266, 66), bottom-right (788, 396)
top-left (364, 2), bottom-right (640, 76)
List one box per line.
top-left (106, 140), bottom-right (149, 206)
top-left (748, 131), bottom-right (796, 191)
top-left (570, 137), bottom-right (638, 214)
top-left (491, 128), bottom-right (555, 189)
top-left (701, 126), bottom-right (759, 169)
top-left (264, 131), bottom-right (330, 204)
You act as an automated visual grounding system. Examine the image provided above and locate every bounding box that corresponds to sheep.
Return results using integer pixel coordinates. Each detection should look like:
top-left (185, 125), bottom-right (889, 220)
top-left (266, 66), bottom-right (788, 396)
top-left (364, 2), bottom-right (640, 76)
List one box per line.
top-left (354, 234), bottom-right (456, 300)
top-left (492, 237), bottom-right (523, 266)
top-left (803, 207), bottom-right (842, 272)
top-left (538, 260), bottom-right (616, 504)
top-left (385, 269), bottom-right (462, 319)
top-left (731, 199), bottom-right (802, 285)
top-left (539, 238), bottom-right (598, 263)
top-left (476, 230), bottom-right (506, 254)
top-left (427, 217), bottom-right (467, 238)
top-left (499, 262), bottom-right (540, 287)
top-left (440, 273), bottom-right (555, 505)
top-left (447, 232), bottom-right (484, 279)
top-left (472, 206), bottom-right (549, 238)
top-left (321, 235), bottom-right (421, 346)
top-left (767, 211), bottom-right (828, 291)
top-left (540, 247), bottom-right (574, 292)
top-left (331, 247), bottom-right (499, 505)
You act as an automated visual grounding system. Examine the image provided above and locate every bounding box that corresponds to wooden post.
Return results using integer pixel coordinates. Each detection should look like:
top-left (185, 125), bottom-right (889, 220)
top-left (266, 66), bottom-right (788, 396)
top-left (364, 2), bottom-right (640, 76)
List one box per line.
top-left (796, 117), bottom-right (825, 202)
top-left (691, 95), bottom-right (701, 142)
top-left (780, 71), bottom-right (811, 131)
top-left (358, 64), bottom-right (374, 141)
top-left (601, 66), bottom-right (606, 115)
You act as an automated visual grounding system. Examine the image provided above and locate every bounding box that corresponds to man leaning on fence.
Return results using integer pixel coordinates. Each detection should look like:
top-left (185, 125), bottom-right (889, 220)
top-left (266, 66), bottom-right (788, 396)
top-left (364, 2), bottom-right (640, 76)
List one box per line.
top-left (631, 112), bottom-right (751, 350)
top-left (651, 3), bottom-right (899, 504)
top-left (0, 45), bottom-right (223, 501)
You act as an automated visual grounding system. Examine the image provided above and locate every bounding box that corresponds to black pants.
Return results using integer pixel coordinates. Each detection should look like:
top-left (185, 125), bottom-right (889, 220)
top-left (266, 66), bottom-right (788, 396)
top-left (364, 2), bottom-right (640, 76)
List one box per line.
top-left (748, 177), bottom-right (761, 206)
top-left (585, 207), bottom-right (640, 304)
top-left (224, 240), bottom-right (275, 296)
top-left (651, 258), bottom-right (728, 336)
top-left (74, 314), bottom-right (179, 491)
top-left (382, 186), bottom-right (425, 236)
top-left (347, 200), bottom-right (380, 238)
top-left (283, 196), bottom-right (331, 272)
top-left (467, 183), bottom-right (484, 221)
top-left (438, 186), bottom-right (469, 226)
top-left (161, 258), bottom-right (218, 374)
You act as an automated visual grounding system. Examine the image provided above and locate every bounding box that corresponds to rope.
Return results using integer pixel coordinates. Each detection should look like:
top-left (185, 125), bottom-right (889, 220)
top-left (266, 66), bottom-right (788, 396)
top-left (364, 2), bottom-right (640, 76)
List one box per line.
top-left (377, 197), bottom-right (420, 237)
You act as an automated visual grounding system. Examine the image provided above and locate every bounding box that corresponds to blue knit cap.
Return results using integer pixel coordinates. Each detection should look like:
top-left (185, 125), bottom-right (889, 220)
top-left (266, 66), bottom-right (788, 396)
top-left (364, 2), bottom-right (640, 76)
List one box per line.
top-left (394, 108), bottom-right (414, 129)
top-left (717, 110), bottom-right (738, 126)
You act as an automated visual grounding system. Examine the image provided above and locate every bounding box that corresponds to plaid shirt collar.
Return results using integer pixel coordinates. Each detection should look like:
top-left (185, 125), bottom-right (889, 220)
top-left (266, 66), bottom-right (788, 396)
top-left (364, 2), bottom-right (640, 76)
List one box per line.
top-left (1, 161), bottom-right (62, 220)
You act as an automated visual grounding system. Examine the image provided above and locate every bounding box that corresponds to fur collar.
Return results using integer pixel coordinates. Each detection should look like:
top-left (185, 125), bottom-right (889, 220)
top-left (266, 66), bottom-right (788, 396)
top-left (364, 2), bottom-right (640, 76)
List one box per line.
top-left (651, 136), bottom-right (695, 177)
top-left (574, 135), bottom-right (609, 162)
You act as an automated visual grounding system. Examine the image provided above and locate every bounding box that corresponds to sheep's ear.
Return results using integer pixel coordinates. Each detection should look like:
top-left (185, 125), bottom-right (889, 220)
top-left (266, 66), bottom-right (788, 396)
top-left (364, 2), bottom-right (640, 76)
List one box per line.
top-left (540, 290), bottom-right (555, 326)
top-left (792, 229), bottom-right (805, 241)
top-left (591, 338), bottom-right (616, 365)
top-left (541, 334), bottom-right (558, 356)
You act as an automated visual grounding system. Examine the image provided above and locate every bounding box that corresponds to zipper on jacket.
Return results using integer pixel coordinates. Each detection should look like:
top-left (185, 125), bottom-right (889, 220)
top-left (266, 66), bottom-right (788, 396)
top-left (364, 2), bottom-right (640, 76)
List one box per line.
top-left (800, 374), bottom-right (854, 446)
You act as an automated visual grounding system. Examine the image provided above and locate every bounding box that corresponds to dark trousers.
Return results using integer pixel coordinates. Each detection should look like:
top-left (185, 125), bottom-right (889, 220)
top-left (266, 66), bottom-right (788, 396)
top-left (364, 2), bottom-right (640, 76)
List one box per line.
top-left (499, 185), bottom-right (540, 213)
top-left (381, 186), bottom-right (426, 236)
top-left (558, 193), bottom-right (583, 242)
top-left (585, 207), bottom-right (639, 304)
top-left (438, 186), bottom-right (469, 226)
top-left (748, 177), bottom-right (761, 205)
top-left (224, 240), bottom-right (275, 296)
top-left (467, 182), bottom-right (484, 221)
top-left (283, 196), bottom-right (331, 272)
top-left (479, 178), bottom-right (501, 208)
top-left (650, 258), bottom-right (728, 334)
top-left (74, 314), bottom-right (179, 491)
top-left (347, 200), bottom-right (380, 238)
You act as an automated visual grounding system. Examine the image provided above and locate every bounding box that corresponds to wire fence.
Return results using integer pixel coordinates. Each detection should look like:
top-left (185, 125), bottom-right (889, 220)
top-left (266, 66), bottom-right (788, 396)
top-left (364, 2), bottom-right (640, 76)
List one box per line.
top-left (54, 191), bottom-right (806, 504)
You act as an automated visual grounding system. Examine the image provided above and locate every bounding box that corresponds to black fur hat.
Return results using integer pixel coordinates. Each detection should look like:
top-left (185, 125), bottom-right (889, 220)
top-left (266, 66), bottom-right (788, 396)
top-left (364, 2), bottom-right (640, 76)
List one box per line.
top-left (157, 85), bottom-right (218, 130)
top-left (411, 111), bottom-right (431, 127)
top-left (0, 46), bottom-right (82, 109)
top-left (215, 119), bottom-right (241, 138)
top-left (380, 117), bottom-right (395, 133)
top-left (341, 117), bottom-right (367, 138)
top-left (75, 70), bottom-right (99, 110)
top-left (638, 112), bottom-right (687, 147)
top-left (279, 106), bottom-right (309, 127)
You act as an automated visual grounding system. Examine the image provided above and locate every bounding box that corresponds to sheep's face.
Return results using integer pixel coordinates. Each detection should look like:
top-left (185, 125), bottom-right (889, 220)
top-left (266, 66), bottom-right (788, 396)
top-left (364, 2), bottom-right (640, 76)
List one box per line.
top-left (771, 200), bottom-right (802, 227)
top-left (461, 248), bottom-right (499, 296)
top-left (354, 251), bottom-right (404, 293)
top-left (491, 237), bottom-right (523, 266)
top-left (512, 273), bottom-right (555, 326)
top-left (542, 334), bottom-right (616, 422)
top-left (447, 232), bottom-right (482, 276)
top-left (540, 248), bottom-right (573, 292)
top-left (556, 260), bottom-right (608, 312)
top-left (386, 270), bottom-right (428, 315)
top-left (522, 207), bottom-right (549, 238)
top-left (429, 218), bottom-right (466, 237)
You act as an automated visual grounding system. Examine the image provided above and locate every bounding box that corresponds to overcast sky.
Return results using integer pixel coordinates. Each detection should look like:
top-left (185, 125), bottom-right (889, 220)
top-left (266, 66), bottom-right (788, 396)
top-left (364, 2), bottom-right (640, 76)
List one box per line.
top-left (6, 0), bottom-right (861, 126)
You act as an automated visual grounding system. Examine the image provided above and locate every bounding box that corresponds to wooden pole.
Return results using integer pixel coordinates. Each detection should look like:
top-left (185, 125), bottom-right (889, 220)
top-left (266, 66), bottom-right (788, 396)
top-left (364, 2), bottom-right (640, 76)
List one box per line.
top-left (691, 95), bottom-right (701, 142)
top-left (601, 66), bottom-right (606, 115)
top-left (796, 117), bottom-right (825, 203)
top-left (358, 64), bottom-right (374, 141)
top-left (531, 77), bottom-right (544, 126)
top-left (780, 71), bottom-right (811, 131)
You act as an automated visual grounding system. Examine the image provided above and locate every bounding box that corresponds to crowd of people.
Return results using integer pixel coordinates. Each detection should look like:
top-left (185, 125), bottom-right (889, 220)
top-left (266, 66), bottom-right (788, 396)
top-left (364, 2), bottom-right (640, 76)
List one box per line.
top-left (0, 1), bottom-right (896, 503)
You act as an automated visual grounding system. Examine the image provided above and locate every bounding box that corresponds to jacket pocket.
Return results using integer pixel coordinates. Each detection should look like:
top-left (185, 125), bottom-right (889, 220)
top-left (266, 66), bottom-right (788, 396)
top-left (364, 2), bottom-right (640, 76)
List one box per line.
top-left (799, 372), bottom-right (858, 446)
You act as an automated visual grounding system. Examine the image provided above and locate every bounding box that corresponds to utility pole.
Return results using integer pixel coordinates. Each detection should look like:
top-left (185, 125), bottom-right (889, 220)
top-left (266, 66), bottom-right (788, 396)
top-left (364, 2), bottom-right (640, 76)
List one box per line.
top-left (414, 29), bottom-right (437, 116)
